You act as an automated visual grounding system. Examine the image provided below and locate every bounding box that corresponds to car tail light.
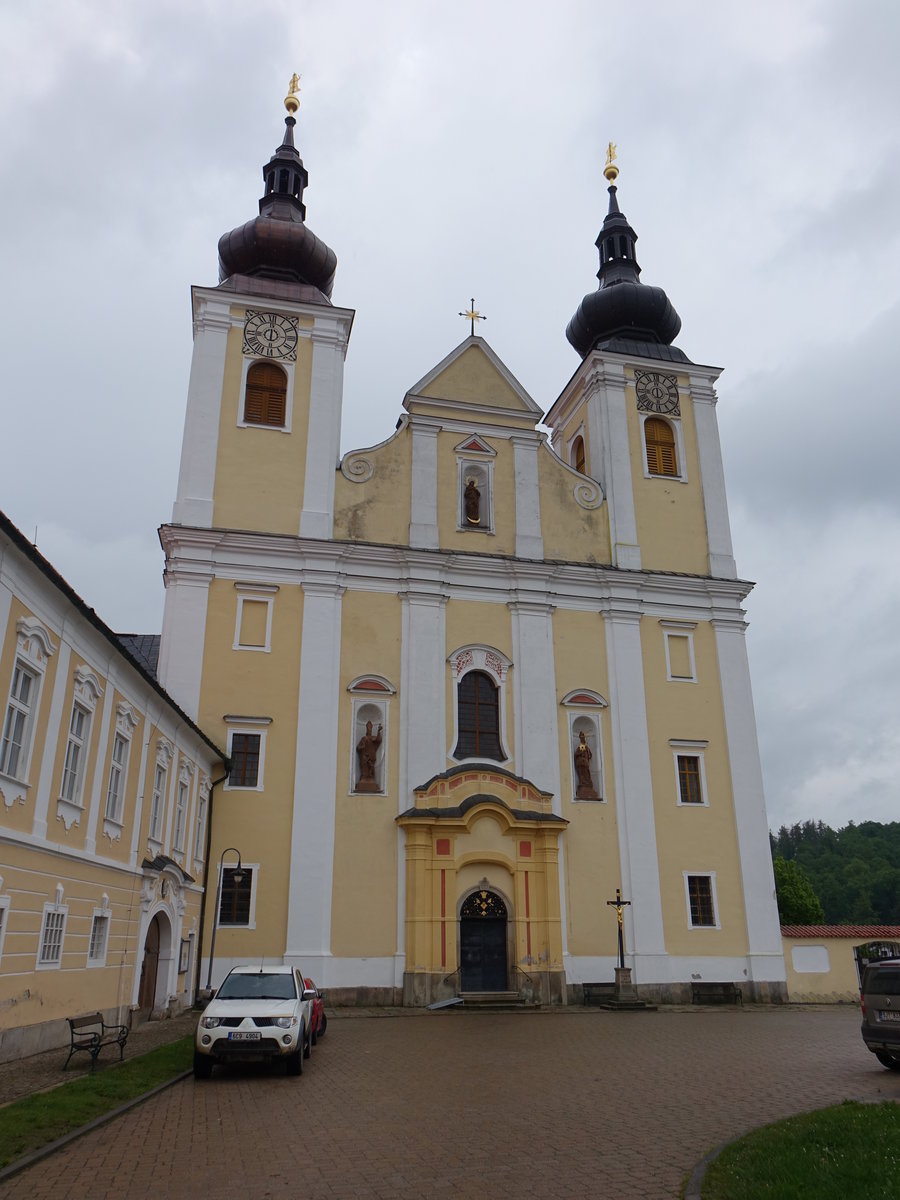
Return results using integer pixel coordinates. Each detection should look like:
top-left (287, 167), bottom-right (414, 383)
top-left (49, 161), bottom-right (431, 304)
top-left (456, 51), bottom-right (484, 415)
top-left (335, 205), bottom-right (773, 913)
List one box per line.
top-left (860, 992), bottom-right (866, 1017)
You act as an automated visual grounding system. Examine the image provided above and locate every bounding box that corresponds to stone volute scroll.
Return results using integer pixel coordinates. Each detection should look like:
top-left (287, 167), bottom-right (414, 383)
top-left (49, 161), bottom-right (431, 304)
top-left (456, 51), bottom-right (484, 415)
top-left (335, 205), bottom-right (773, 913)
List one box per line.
top-left (573, 731), bottom-right (599, 800)
top-left (355, 720), bottom-right (383, 793)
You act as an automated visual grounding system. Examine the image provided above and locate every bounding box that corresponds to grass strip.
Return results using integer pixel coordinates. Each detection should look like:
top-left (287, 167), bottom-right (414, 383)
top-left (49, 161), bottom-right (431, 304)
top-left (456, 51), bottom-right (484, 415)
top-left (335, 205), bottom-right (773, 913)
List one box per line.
top-left (702, 1100), bottom-right (900, 1199)
top-left (0, 1035), bottom-right (193, 1169)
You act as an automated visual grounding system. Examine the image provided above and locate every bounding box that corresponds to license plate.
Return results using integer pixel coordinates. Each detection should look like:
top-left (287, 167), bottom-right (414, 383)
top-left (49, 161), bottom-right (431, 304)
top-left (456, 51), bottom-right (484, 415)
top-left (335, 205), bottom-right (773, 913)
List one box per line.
top-left (227, 1031), bottom-right (261, 1041)
top-left (879, 1011), bottom-right (900, 1022)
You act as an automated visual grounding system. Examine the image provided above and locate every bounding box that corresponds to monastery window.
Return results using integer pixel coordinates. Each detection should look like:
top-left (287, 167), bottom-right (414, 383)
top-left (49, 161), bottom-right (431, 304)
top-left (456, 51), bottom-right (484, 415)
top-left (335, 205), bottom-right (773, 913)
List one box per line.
top-left (455, 671), bottom-right (503, 761)
top-left (61, 703), bottom-right (91, 807)
top-left (88, 899), bottom-right (111, 967)
top-left (570, 434), bottom-right (586, 475)
top-left (104, 733), bottom-right (129, 824)
top-left (0, 893), bottom-right (9, 965)
top-left (225, 718), bottom-right (270, 791)
top-left (37, 887), bottom-right (67, 969)
top-left (243, 362), bottom-right (287, 427)
top-left (685, 873), bottom-right (719, 928)
top-left (661, 622), bottom-right (697, 682)
top-left (644, 417), bottom-right (678, 477)
top-left (233, 585), bottom-right (278, 652)
top-left (0, 661), bottom-right (38, 781)
top-left (671, 740), bottom-right (708, 807)
top-left (218, 864), bottom-right (257, 927)
top-left (149, 762), bottom-right (167, 842)
top-left (194, 779), bottom-right (210, 862)
top-left (173, 780), bottom-right (188, 852)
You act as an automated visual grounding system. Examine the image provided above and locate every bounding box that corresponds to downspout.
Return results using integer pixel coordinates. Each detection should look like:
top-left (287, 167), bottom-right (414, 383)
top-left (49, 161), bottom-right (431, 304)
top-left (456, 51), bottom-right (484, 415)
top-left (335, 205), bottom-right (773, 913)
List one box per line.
top-left (194, 769), bottom-right (229, 1003)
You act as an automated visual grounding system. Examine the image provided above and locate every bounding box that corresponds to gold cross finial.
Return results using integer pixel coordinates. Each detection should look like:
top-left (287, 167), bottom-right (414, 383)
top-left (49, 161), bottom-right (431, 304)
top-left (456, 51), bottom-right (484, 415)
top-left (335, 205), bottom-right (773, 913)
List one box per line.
top-left (285, 73), bottom-right (301, 115)
top-left (458, 298), bottom-right (486, 337)
top-left (604, 141), bottom-right (619, 184)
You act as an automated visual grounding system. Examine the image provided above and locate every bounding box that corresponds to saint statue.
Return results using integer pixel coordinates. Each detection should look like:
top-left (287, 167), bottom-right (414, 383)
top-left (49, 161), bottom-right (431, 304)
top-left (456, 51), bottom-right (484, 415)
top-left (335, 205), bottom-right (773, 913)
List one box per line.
top-left (464, 478), bottom-right (481, 525)
top-left (355, 720), bottom-right (383, 793)
top-left (574, 730), bottom-right (598, 799)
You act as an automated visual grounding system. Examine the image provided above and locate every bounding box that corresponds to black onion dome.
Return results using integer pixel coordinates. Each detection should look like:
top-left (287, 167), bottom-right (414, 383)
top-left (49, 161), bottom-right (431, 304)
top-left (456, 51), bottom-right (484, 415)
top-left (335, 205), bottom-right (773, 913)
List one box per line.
top-left (566, 178), bottom-right (682, 359)
top-left (217, 110), bottom-right (337, 301)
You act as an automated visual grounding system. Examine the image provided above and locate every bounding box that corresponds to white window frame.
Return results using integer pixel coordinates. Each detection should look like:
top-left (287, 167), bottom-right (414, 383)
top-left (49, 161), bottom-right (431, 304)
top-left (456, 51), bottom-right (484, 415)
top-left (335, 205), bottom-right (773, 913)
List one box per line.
top-left (683, 871), bottom-right (720, 930)
top-left (104, 732), bottom-right (129, 824)
top-left (60, 702), bottom-right (91, 807)
top-left (567, 425), bottom-right (587, 473)
top-left (193, 776), bottom-right (210, 865)
top-left (232, 584), bottom-right (278, 653)
top-left (224, 717), bottom-right (271, 793)
top-left (87, 896), bottom-right (111, 967)
top-left (57, 667), bottom-right (103, 830)
top-left (216, 861), bottom-right (259, 929)
top-left (640, 413), bottom-right (688, 482)
top-left (0, 618), bottom-right (55, 804)
top-left (661, 621), bottom-right (697, 682)
top-left (670, 739), bottom-right (709, 808)
top-left (237, 355), bottom-right (296, 433)
top-left (456, 459), bottom-right (495, 533)
top-left (448, 646), bottom-right (512, 766)
top-left (173, 779), bottom-right (188, 853)
top-left (37, 887), bottom-right (68, 969)
top-left (148, 739), bottom-right (174, 848)
top-left (0, 661), bottom-right (39, 785)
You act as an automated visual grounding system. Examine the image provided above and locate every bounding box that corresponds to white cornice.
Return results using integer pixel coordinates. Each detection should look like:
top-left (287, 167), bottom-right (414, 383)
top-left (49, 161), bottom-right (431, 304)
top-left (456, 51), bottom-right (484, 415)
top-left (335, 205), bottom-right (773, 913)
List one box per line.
top-left (403, 401), bottom-right (541, 435)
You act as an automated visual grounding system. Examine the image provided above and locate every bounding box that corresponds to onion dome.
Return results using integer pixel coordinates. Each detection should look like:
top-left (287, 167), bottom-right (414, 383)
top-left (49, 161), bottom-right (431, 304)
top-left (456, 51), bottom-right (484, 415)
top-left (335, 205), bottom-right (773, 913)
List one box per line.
top-left (217, 78), bottom-right (337, 303)
top-left (566, 149), bottom-right (684, 361)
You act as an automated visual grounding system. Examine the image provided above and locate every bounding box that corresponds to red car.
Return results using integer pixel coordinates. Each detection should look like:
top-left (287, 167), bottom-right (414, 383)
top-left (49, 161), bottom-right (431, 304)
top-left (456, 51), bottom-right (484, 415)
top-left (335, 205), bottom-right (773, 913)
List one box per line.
top-left (305, 978), bottom-right (327, 1044)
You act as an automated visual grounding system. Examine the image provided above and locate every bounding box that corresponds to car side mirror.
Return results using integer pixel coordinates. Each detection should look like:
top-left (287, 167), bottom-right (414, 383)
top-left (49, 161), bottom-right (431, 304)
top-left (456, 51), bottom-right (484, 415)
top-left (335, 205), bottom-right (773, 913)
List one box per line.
top-left (302, 989), bottom-right (316, 1001)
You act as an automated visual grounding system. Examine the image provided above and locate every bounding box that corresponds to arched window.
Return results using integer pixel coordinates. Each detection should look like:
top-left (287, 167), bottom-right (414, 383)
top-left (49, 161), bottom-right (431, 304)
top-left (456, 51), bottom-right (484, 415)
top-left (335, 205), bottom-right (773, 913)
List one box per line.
top-left (571, 435), bottom-right (586, 474)
top-left (645, 417), bottom-right (678, 477)
top-left (454, 670), bottom-right (502, 761)
top-left (244, 362), bottom-right (287, 427)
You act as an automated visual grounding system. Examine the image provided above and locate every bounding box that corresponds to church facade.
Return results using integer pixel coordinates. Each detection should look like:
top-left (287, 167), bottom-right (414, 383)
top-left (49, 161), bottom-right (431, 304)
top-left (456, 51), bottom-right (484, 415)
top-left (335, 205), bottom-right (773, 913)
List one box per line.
top-left (158, 89), bottom-right (785, 1005)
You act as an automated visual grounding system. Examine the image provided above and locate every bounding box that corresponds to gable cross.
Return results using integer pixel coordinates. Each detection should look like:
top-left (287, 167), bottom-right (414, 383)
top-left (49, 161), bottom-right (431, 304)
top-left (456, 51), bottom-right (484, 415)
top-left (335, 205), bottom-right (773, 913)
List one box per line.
top-left (458, 298), bottom-right (486, 337)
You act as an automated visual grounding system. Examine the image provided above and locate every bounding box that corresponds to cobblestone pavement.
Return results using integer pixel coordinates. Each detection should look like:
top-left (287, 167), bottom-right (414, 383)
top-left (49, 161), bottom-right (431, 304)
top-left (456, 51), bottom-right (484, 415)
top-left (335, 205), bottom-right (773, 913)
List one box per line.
top-left (2, 1006), bottom-right (898, 1199)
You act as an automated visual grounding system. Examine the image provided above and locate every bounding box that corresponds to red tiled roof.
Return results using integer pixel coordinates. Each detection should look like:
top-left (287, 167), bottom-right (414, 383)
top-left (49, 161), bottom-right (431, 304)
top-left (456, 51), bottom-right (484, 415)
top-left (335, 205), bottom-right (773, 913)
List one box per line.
top-left (781, 925), bottom-right (900, 939)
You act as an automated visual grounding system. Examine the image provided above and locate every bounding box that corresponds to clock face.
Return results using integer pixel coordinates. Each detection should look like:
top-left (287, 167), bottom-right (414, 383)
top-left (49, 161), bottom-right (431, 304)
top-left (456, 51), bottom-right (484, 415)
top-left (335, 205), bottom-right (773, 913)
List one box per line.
top-left (635, 371), bottom-right (679, 414)
top-left (242, 311), bottom-right (299, 361)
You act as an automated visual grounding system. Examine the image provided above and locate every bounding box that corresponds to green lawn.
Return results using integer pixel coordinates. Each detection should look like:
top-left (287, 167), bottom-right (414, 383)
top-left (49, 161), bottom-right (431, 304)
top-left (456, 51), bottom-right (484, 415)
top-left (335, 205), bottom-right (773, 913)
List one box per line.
top-left (0, 1036), bottom-right (193, 1170)
top-left (701, 1101), bottom-right (900, 1199)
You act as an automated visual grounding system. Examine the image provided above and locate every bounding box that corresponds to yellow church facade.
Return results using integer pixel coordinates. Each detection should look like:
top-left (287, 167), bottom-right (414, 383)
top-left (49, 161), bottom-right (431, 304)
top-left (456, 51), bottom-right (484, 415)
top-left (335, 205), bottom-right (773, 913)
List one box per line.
top-left (157, 95), bottom-right (785, 1005)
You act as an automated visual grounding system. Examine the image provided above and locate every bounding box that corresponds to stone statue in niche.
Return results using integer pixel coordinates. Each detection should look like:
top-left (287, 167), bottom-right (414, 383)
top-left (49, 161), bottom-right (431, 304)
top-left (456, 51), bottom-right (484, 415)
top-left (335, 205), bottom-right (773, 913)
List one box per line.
top-left (464, 477), bottom-right (481, 525)
top-left (574, 731), bottom-right (599, 799)
top-left (355, 720), bottom-right (383, 793)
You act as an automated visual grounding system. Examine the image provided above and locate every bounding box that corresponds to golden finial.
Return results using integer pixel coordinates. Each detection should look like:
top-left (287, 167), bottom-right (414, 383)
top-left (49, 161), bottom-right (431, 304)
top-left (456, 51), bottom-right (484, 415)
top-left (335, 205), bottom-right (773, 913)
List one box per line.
top-left (285, 73), bottom-right (301, 115)
top-left (604, 141), bottom-right (619, 184)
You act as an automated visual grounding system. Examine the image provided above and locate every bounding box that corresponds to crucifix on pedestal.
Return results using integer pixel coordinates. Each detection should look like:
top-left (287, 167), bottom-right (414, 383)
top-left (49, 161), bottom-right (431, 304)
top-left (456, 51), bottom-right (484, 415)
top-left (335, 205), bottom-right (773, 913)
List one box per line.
top-left (606, 886), bottom-right (631, 969)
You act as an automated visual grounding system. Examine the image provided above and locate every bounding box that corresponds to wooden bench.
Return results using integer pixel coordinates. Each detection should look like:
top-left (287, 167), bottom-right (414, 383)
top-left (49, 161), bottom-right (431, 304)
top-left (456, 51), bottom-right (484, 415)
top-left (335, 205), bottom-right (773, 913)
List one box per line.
top-left (64, 1013), bottom-right (129, 1071)
top-left (691, 982), bottom-right (743, 1006)
top-left (582, 982), bottom-right (617, 1006)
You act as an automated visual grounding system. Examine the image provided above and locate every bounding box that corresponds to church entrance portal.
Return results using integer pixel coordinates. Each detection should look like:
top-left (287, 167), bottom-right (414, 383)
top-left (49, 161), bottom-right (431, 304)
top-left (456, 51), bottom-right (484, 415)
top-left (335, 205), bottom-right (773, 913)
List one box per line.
top-left (459, 889), bottom-right (508, 992)
top-left (137, 914), bottom-right (161, 1018)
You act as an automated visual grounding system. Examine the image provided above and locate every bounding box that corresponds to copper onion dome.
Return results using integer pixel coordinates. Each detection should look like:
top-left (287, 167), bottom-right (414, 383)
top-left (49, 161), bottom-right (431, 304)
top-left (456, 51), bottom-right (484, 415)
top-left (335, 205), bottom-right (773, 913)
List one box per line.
top-left (566, 152), bottom-right (683, 360)
top-left (217, 80), bottom-right (337, 302)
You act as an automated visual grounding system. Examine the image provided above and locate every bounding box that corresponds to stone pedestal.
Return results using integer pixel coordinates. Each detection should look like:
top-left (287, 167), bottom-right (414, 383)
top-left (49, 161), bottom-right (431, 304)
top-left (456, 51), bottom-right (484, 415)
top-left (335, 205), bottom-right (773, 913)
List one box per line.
top-left (599, 966), bottom-right (657, 1011)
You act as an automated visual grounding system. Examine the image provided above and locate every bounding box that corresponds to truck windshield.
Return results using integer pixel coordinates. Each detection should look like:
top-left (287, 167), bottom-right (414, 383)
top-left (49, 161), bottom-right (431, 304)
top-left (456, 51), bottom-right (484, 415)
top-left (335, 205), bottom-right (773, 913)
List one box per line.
top-left (217, 972), bottom-right (297, 1000)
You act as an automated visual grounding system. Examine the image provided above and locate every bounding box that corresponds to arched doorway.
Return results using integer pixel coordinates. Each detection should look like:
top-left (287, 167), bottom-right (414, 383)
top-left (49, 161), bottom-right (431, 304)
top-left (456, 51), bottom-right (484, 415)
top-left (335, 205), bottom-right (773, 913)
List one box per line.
top-left (138, 915), bottom-right (161, 1017)
top-left (460, 889), bottom-right (508, 992)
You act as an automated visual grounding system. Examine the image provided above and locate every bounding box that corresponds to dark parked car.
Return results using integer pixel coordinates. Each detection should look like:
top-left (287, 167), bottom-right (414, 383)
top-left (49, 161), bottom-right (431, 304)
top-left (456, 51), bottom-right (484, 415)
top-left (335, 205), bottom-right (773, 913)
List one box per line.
top-left (860, 959), bottom-right (900, 1070)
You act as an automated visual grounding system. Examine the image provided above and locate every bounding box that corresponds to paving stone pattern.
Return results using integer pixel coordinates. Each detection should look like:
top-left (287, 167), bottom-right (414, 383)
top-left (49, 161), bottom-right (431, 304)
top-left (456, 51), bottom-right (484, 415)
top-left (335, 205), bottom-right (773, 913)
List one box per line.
top-left (3, 1006), bottom-right (898, 1199)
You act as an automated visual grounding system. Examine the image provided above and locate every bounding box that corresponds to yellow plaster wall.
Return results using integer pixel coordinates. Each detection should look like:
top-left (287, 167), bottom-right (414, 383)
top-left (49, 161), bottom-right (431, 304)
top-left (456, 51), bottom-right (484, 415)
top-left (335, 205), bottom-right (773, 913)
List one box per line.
top-left (211, 319), bottom-right (314, 534)
top-left (419, 345), bottom-right (531, 411)
top-left (782, 937), bottom-right (863, 1003)
top-left (198, 579), bottom-right (304, 957)
top-left (538, 445), bottom-right (612, 565)
top-left (330, 590), bottom-right (403, 957)
top-left (628, 375), bottom-right (710, 575)
top-left (640, 618), bottom-right (748, 956)
top-left (444, 600), bottom-right (514, 763)
top-left (333, 428), bottom-right (411, 545)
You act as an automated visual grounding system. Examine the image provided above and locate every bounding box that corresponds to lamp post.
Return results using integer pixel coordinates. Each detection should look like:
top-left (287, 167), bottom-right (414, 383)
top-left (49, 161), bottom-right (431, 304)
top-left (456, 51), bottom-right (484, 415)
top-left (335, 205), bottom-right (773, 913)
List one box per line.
top-left (205, 847), bottom-right (244, 992)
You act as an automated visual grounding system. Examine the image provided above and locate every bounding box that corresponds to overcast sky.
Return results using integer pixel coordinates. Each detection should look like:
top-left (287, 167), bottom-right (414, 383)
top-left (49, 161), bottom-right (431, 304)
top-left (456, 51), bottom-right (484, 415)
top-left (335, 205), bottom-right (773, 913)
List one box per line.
top-left (2, 0), bottom-right (898, 836)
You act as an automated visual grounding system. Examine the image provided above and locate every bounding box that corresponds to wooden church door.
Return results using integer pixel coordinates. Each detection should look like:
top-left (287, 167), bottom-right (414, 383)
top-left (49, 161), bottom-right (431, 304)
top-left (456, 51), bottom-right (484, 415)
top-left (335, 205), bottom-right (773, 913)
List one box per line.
top-left (460, 889), bottom-right (508, 992)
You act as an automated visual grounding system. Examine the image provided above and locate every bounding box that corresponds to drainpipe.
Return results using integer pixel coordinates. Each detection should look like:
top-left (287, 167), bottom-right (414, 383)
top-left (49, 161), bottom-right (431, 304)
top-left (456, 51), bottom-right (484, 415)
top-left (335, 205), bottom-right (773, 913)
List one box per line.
top-left (194, 770), bottom-right (229, 1005)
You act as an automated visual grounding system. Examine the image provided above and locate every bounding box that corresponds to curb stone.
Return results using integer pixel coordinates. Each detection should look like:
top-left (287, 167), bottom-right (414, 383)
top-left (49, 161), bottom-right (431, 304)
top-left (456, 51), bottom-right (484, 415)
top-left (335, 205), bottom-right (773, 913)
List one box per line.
top-left (0, 1069), bottom-right (192, 1185)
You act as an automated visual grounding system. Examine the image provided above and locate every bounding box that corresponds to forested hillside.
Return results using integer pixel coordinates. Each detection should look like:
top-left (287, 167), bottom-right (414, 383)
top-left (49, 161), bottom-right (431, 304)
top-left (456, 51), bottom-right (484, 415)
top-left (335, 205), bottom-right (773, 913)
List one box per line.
top-left (770, 821), bottom-right (900, 925)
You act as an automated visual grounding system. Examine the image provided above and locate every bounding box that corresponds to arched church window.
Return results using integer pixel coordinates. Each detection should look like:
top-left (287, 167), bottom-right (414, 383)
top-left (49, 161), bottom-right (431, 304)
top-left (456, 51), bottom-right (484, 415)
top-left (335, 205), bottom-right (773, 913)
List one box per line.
top-left (454, 670), bottom-right (502, 761)
top-left (244, 362), bottom-right (287, 427)
top-left (645, 417), bottom-right (678, 477)
top-left (571, 435), bottom-right (586, 474)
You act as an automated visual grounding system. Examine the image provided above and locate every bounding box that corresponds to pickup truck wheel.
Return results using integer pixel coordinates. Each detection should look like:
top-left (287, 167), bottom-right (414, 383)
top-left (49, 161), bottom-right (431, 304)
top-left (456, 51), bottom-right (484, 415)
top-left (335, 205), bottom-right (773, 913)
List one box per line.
top-left (303, 1022), bottom-right (312, 1059)
top-left (286, 1028), bottom-right (304, 1076)
top-left (875, 1051), bottom-right (900, 1070)
top-left (193, 1052), bottom-right (214, 1079)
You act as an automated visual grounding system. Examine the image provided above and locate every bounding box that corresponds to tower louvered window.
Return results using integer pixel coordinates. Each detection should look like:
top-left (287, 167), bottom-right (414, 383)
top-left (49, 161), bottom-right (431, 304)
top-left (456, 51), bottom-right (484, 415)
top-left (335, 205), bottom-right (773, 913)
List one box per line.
top-left (244, 362), bottom-right (287, 427)
top-left (645, 418), bottom-right (677, 477)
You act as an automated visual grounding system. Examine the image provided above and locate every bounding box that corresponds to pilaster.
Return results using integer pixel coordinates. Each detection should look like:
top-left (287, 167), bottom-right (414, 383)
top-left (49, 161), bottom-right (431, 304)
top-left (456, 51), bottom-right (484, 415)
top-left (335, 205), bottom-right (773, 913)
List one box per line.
top-left (299, 315), bottom-right (350, 539)
top-left (690, 371), bottom-right (737, 579)
top-left (584, 359), bottom-right (641, 570)
top-left (511, 436), bottom-right (544, 560)
top-left (409, 422), bottom-right (439, 549)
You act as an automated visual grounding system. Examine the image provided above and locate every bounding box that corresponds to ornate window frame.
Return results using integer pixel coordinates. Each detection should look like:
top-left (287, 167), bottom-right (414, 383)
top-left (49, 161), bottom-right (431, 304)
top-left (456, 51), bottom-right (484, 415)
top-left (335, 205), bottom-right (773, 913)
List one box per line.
top-left (455, 435), bottom-right (496, 533)
top-left (0, 617), bottom-right (56, 806)
top-left (87, 893), bottom-right (112, 968)
top-left (448, 646), bottom-right (512, 766)
top-left (148, 738), bottom-right (174, 851)
top-left (102, 702), bottom-right (139, 840)
top-left (57, 666), bottom-right (103, 831)
top-left (36, 883), bottom-right (67, 970)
